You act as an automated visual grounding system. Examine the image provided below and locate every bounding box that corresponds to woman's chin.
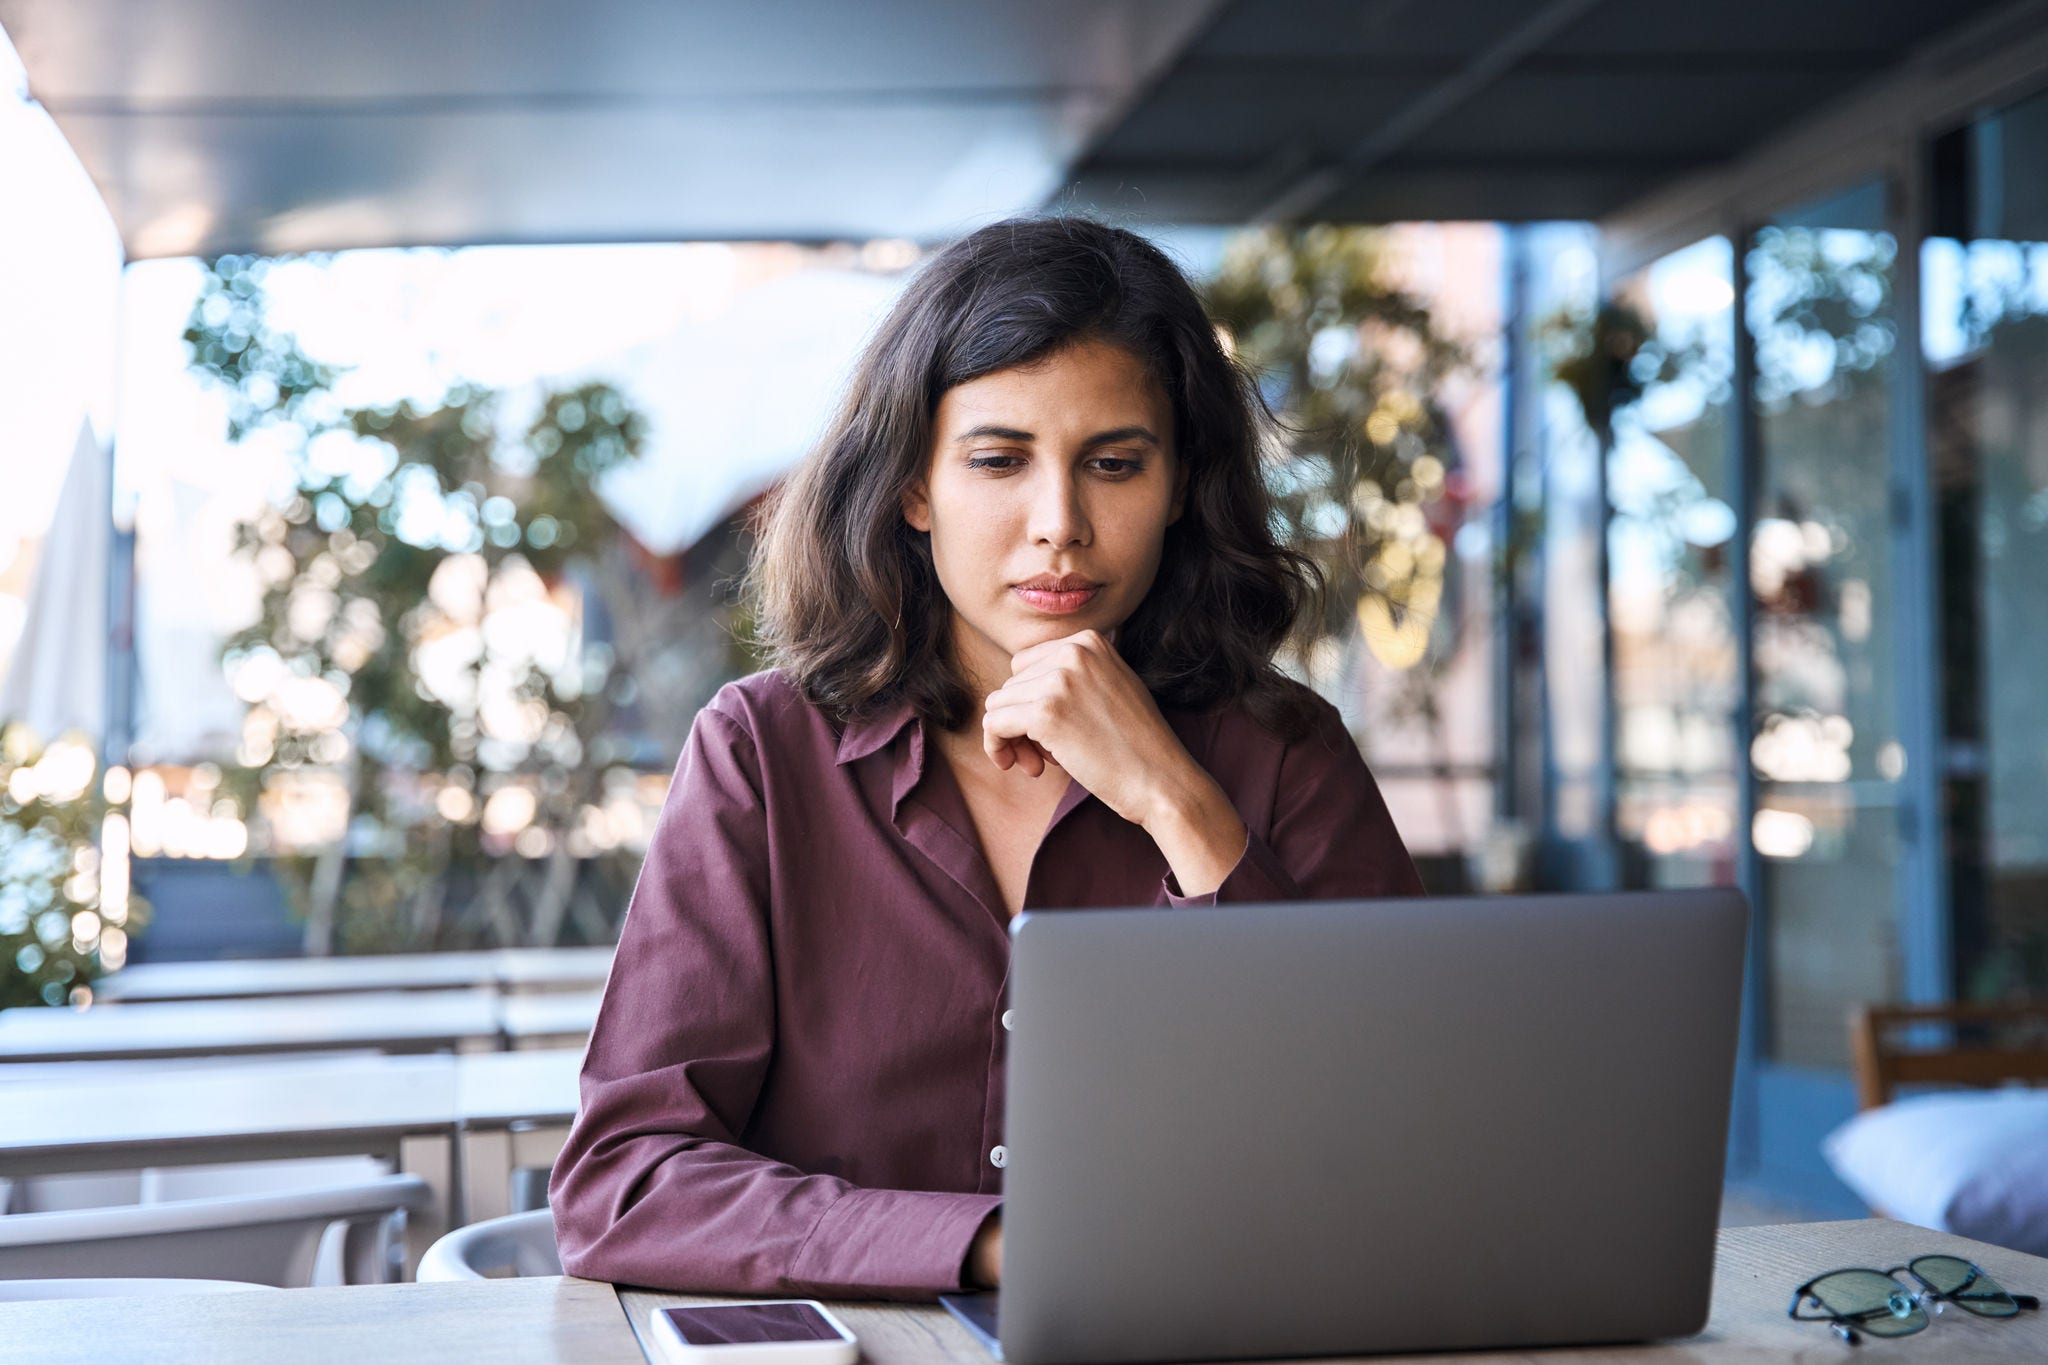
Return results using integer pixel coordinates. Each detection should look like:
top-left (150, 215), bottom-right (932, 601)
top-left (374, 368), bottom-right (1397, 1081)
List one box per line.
top-left (1006, 613), bottom-right (1118, 652)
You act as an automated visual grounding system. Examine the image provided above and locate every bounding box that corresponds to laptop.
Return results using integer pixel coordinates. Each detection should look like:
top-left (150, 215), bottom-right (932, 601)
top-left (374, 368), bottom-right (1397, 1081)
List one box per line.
top-left (940, 889), bottom-right (1747, 1364)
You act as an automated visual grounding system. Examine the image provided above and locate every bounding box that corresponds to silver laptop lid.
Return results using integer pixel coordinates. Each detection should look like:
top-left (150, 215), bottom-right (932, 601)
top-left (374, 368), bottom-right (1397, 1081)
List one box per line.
top-left (997, 890), bottom-right (1747, 1365)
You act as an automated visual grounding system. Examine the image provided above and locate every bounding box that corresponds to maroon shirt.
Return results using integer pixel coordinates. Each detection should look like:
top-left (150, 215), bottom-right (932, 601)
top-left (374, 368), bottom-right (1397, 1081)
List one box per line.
top-left (549, 668), bottom-right (1422, 1299)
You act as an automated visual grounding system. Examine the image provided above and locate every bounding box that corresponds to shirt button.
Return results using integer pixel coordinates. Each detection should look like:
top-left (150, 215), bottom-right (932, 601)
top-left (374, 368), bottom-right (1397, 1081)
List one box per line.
top-left (1001, 1010), bottom-right (1014, 1031)
top-left (990, 1145), bottom-right (1008, 1169)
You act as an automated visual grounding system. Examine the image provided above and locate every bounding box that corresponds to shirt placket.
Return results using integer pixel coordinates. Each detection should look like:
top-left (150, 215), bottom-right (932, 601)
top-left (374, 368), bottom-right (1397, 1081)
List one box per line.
top-left (978, 952), bottom-right (1010, 1193)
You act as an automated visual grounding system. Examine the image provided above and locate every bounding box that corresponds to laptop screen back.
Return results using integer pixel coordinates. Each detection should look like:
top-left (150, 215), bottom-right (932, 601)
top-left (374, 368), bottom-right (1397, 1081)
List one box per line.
top-left (996, 890), bottom-right (1746, 1365)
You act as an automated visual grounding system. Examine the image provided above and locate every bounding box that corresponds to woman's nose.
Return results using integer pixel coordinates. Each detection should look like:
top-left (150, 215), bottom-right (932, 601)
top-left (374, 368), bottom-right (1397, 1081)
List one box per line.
top-left (1027, 471), bottom-right (1090, 547)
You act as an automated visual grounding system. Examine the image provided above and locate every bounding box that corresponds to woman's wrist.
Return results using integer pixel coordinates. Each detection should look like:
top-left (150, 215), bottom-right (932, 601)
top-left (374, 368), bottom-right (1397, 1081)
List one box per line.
top-left (1139, 763), bottom-right (1247, 898)
top-left (965, 1212), bottom-right (1002, 1288)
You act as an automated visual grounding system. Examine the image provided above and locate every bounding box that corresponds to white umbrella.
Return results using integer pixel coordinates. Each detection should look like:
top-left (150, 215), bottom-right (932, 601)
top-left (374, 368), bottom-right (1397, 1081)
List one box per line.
top-left (0, 420), bottom-right (109, 745)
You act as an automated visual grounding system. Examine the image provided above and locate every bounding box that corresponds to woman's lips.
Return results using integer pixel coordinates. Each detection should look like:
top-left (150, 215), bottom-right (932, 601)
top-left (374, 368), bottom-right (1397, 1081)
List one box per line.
top-left (1013, 585), bottom-right (1100, 614)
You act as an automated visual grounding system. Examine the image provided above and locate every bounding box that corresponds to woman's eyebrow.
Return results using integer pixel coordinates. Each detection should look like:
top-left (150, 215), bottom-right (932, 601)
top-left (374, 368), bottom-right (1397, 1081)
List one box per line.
top-left (952, 424), bottom-right (1161, 446)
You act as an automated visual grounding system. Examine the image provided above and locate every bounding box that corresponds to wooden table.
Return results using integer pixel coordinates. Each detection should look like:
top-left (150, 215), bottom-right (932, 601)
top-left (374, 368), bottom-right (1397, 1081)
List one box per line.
top-left (97, 947), bottom-right (615, 1004)
top-left (0, 1221), bottom-right (2040, 1361)
top-left (0, 1275), bottom-right (643, 1365)
top-left (494, 947), bottom-right (617, 993)
top-left (0, 1048), bottom-right (584, 1267)
top-left (453, 1047), bottom-right (584, 1223)
top-left (620, 1219), bottom-right (2048, 1362)
top-left (0, 989), bottom-right (506, 1062)
top-left (499, 990), bottom-right (603, 1050)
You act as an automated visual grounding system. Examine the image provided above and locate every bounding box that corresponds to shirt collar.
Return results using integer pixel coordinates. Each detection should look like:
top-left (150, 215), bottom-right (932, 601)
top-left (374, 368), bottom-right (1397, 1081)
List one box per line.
top-left (835, 696), bottom-right (929, 824)
top-left (834, 697), bottom-right (919, 766)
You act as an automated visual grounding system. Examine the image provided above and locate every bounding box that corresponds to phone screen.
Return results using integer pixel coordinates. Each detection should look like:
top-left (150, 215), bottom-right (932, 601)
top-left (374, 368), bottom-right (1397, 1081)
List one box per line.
top-left (658, 1303), bottom-right (846, 1345)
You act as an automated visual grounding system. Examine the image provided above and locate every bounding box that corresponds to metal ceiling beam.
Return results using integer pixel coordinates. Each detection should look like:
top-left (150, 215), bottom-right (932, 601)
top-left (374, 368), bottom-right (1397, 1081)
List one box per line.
top-left (1090, 150), bottom-right (1729, 176)
top-left (1174, 52), bottom-right (1895, 80)
top-left (1251, 0), bottom-right (1609, 224)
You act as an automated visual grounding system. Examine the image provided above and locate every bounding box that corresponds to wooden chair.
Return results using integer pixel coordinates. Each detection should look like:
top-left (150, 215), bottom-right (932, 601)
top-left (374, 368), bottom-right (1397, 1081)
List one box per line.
top-left (1849, 1000), bottom-right (2048, 1111)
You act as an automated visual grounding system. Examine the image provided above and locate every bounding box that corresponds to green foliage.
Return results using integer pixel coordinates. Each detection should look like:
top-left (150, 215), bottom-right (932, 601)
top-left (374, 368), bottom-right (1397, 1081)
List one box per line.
top-left (183, 255), bottom-right (344, 442)
top-left (1541, 301), bottom-right (1658, 439)
top-left (0, 728), bottom-right (149, 1009)
top-left (1748, 225), bottom-right (1896, 409)
top-left (1202, 224), bottom-right (1474, 678)
top-left (187, 255), bottom-right (654, 953)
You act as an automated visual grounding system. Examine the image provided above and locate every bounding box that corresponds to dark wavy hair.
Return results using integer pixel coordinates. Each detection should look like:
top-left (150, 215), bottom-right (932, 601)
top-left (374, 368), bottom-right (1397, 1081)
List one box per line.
top-left (746, 214), bottom-right (1323, 739)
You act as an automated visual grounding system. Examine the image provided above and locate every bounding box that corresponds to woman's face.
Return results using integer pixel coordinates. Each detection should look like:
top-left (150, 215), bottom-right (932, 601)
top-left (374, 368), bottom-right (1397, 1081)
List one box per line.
top-left (905, 337), bottom-right (1183, 698)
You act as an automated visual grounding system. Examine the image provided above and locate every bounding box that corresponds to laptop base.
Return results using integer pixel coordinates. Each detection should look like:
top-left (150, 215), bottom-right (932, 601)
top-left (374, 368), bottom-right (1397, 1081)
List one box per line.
top-left (939, 1292), bottom-right (1002, 1359)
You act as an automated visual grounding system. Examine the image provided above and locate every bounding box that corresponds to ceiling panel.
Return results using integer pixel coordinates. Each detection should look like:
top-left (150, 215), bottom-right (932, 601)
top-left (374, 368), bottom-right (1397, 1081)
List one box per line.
top-left (1089, 68), bottom-right (1435, 164)
top-left (53, 104), bottom-right (1102, 256)
top-left (1061, 0), bottom-right (2023, 224)
top-left (1197, 0), bottom-right (1544, 62)
top-left (1541, 0), bottom-right (1961, 59)
top-left (0, 0), bottom-right (1154, 100)
top-left (1323, 164), bottom-right (1667, 223)
top-left (0, 0), bottom-right (1225, 254)
top-left (0, 0), bottom-right (2033, 248)
top-left (1403, 70), bottom-right (1867, 159)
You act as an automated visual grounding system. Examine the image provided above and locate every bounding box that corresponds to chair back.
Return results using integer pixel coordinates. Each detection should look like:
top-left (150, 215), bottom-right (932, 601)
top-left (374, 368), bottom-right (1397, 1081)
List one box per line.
top-left (416, 1208), bottom-right (559, 1281)
top-left (1851, 1000), bottom-right (2048, 1109)
top-left (0, 1173), bottom-right (428, 1286)
top-left (0, 1278), bottom-right (275, 1301)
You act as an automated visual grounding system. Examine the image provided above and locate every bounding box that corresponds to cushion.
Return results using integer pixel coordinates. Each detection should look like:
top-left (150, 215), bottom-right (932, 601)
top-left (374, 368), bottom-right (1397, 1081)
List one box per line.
top-left (1824, 1089), bottom-right (2048, 1257)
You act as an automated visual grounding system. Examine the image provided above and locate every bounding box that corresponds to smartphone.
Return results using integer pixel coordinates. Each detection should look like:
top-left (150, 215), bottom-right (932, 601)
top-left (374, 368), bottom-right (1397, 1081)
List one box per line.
top-left (647, 1300), bottom-right (860, 1365)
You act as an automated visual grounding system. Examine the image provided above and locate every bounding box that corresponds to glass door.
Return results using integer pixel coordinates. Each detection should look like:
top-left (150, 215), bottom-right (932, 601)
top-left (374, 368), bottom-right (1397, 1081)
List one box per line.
top-left (1926, 85), bottom-right (2048, 1003)
top-left (1605, 238), bottom-right (1742, 892)
top-left (1747, 181), bottom-right (1907, 1064)
top-left (1741, 179), bottom-right (1908, 1202)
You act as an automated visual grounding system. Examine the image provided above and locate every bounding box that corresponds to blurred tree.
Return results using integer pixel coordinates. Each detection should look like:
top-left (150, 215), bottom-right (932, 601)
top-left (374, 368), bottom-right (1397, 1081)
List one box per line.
top-left (1544, 300), bottom-right (1659, 444)
top-left (0, 727), bottom-right (146, 1008)
top-left (1202, 225), bottom-right (1478, 840)
top-left (184, 254), bottom-right (710, 953)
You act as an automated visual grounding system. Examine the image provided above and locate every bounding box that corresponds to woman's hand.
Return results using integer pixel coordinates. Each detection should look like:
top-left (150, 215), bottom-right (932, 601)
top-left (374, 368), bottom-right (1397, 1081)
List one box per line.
top-left (981, 629), bottom-right (1248, 895)
top-left (979, 629), bottom-right (1179, 820)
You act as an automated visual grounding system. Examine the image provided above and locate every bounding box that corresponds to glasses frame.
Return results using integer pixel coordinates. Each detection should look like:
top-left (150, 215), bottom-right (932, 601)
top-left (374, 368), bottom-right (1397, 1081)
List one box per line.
top-left (1788, 1254), bottom-right (2041, 1345)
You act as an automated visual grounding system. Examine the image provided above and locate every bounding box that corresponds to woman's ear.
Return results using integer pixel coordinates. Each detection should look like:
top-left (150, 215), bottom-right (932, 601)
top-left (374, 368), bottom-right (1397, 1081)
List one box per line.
top-left (902, 480), bottom-right (933, 533)
top-left (1167, 459), bottom-right (1189, 526)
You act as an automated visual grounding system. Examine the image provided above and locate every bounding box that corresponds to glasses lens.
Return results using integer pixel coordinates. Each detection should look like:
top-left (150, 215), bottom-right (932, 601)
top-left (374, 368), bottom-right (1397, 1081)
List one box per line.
top-left (1911, 1255), bottom-right (2020, 1317)
top-left (1808, 1270), bottom-right (1929, 1337)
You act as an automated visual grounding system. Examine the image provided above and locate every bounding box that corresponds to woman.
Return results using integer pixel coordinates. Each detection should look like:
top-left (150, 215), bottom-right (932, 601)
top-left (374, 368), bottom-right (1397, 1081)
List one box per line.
top-left (548, 215), bottom-right (1423, 1300)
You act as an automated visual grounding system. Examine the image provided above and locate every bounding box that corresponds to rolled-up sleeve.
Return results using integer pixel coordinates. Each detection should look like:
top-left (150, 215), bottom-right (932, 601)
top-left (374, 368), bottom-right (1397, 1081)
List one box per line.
top-left (548, 704), bottom-right (1001, 1298)
top-left (1164, 701), bottom-right (1424, 906)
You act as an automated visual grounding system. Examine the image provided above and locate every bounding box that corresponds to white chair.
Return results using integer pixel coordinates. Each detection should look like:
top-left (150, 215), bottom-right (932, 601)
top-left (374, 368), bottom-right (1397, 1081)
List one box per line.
top-left (509, 1165), bottom-right (551, 1214)
top-left (416, 1208), bottom-right (560, 1281)
top-left (1, 1157), bottom-right (397, 1286)
top-left (0, 1278), bottom-right (275, 1301)
top-left (0, 1171), bottom-right (144, 1214)
top-left (2, 1156), bottom-right (389, 1213)
top-left (0, 1173), bottom-right (429, 1286)
top-left (144, 1155), bottom-right (393, 1201)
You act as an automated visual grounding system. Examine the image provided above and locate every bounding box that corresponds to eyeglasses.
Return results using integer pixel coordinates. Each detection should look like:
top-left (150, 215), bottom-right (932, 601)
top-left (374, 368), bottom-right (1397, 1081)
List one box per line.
top-left (1789, 1254), bottom-right (2040, 1344)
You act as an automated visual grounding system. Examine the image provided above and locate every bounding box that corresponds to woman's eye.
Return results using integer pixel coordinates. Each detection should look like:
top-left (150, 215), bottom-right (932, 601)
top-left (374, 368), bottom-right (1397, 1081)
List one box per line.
top-left (1090, 455), bottom-right (1144, 476)
top-left (965, 453), bottom-right (1024, 471)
